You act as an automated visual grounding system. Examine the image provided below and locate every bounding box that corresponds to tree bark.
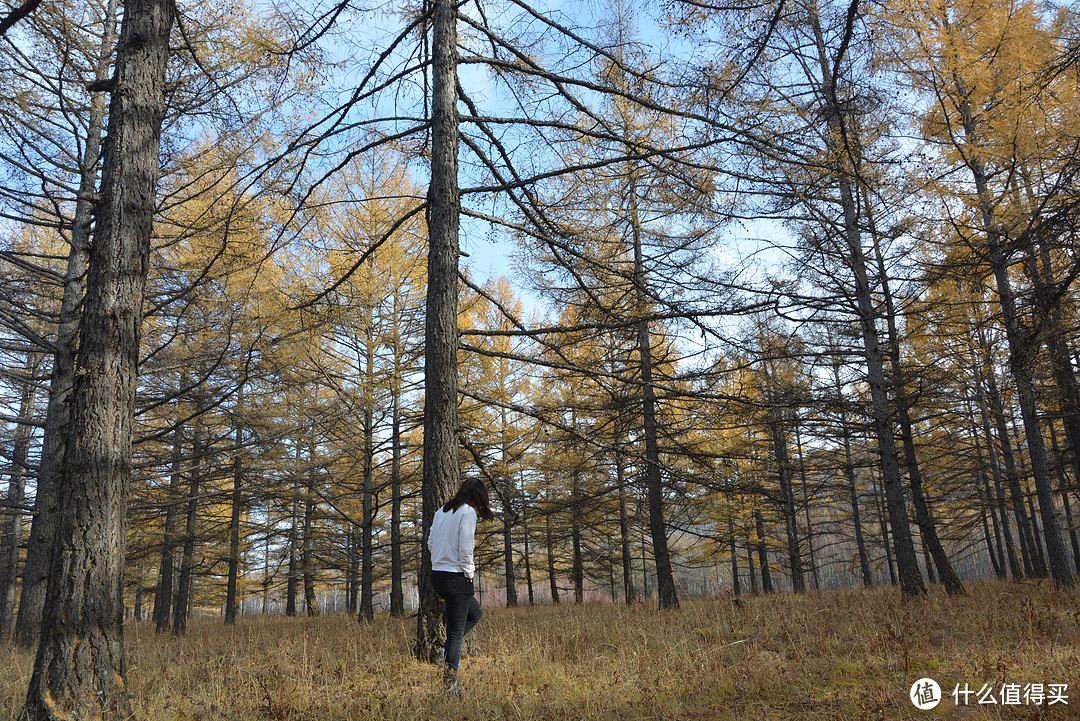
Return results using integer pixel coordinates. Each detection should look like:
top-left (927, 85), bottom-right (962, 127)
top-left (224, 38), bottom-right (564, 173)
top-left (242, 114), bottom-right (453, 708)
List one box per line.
top-left (616, 447), bottom-right (635, 603)
top-left (767, 412), bottom-right (805, 593)
top-left (809, 0), bottom-right (924, 597)
top-left (13, 0), bottom-right (117, 649)
top-left (389, 357), bottom-right (404, 617)
top-left (728, 515), bottom-right (741, 596)
top-left (867, 199), bottom-right (964, 595)
top-left (153, 424), bottom-right (183, 632)
top-left (952, 77), bottom-right (1073, 587)
top-left (173, 428), bottom-right (204, 636)
top-left (754, 509), bottom-right (773, 593)
top-left (302, 458), bottom-right (319, 618)
top-left (545, 511), bottom-right (559, 604)
top-left (22, 0), bottom-right (174, 712)
top-left (224, 434), bottom-right (243, 625)
top-left (629, 175), bottom-right (678, 610)
top-left (0, 357), bottom-right (39, 639)
top-left (571, 467), bottom-right (584, 604)
top-left (793, 424), bottom-right (820, 591)
top-left (415, 0), bottom-right (461, 660)
top-left (359, 331), bottom-right (375, 622)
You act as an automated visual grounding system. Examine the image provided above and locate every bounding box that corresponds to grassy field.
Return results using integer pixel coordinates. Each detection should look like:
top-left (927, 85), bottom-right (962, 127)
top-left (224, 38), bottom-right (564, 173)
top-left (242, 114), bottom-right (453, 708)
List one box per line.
top-left (2, 581), bottom-right (1078, 720)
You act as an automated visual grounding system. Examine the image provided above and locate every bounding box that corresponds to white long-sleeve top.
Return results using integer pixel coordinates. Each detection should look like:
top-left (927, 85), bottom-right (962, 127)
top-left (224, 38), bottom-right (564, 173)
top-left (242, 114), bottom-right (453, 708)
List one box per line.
top-left (428, 504), bottom-right (477, 580)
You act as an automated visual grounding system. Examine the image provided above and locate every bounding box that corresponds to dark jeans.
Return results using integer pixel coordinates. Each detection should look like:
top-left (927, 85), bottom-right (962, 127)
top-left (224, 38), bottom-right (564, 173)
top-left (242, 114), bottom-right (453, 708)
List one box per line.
top-left (432, 571), bottom-right (482, 672)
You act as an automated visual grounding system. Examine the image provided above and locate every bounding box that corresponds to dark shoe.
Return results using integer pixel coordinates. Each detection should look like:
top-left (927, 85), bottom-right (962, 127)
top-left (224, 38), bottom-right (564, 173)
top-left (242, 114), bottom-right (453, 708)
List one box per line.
top-left (435, 646), bottom-right (446, 666)
top-left (444, 680), bottom-right (467, 699)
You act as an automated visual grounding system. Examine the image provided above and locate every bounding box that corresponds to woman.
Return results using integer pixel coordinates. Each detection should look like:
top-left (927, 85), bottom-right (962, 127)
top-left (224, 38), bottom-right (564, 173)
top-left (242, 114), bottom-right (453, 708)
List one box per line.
top-left (428, 477), bottom-right (494, 697)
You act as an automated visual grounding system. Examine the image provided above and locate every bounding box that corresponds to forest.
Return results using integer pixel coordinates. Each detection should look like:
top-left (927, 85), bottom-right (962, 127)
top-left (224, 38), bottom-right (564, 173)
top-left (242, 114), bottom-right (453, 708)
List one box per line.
top-left (0, 0), bottom-right (1079, 717)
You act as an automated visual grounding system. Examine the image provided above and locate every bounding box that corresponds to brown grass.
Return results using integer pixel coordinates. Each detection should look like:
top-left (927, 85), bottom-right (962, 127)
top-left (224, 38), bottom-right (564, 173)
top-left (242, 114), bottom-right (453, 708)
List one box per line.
top-left (3, 580), bottom-right (1078, 720)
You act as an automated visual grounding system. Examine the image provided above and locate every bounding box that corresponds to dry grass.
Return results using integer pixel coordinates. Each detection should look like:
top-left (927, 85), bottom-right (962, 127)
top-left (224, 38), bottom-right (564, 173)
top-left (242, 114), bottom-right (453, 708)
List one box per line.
top-left (3, 580), bottom-right (1079, 720)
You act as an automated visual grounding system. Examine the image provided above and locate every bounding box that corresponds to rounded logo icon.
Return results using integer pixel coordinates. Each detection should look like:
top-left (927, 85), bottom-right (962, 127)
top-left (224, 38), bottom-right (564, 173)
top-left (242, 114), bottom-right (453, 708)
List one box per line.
top-left (910, 678), bottom-right (942, 710)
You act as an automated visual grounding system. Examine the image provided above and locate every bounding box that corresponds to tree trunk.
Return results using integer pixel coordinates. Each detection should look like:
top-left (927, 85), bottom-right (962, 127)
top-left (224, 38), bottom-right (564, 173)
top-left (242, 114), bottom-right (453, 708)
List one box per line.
top-left (972, 422), bottom-right (1008, 579)
top-left (389, 370), bottom-right (404, 617)
top-left (833, 361), bottom-right (873, 588)
top-left (502, 514), bottom-right (517, 607)
top-left (153, 425), bottom-right (183, 632)
top-left (571, 469), bottom-right (584, 604)
top-left (224, 447), bottom-right (243, 625)
top-left (974, 373), bottom-right (1022, 578)
top-left (807, 0), bottom-right (924, 596)
top-left (982, 362), bottom-right (1039, 577)
top-left (629, 176), bottom-right (678, 610)
top-left (521, 477), bottom-right (534, 605)
top-left (616, 448), bottom-right (635, 603)
top-left (768, 413), bottom-right (804, 593)
top-left (793, 424), bottom-right (820, 591)
top-left (358, 332), bottom-right (375, 622)
top-left (956, 84), bottom-right (1073, 588)
top-left (285, 493), bottom-right (298, 617)
top-left (754, 509), bottom-right (773, 593)
top-left (22, 0), bottom-right (174, 712)
top-left (871, 473), bottom-right (897, 586)
top-left (303, 462), bottom-right (319, 618)
top-left (415, 0), bottom-right (461, 660)
top-left (867, 200), bottom-right (964, 595)
top-left (13, 0), bottom-right (117, 649)
top-left (728, 515), bottom-right (741, 596)
top-left (545, 511), bottom-right (559, 604)
top-left (746, 538), bottom-right (758, 595)
top-left (173, 429), bottom-right (204, 636)
top-left (1050, 424), bottom-right (1080, 574)
top-left (500, 410), bottom-right (517, 608)
top-left (0, 359), bottom-right (39, 639)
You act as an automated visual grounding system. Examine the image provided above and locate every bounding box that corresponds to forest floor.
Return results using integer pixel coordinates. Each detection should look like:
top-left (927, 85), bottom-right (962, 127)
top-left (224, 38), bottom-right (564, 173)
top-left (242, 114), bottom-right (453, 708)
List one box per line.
top-left (2, 580), bottom-right (1078, 720)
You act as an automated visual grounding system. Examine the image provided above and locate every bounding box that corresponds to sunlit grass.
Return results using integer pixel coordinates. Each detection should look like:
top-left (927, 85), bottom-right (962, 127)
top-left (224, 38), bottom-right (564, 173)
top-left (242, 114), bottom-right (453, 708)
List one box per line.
top-left (3, 580), bottom-right (1078, 719)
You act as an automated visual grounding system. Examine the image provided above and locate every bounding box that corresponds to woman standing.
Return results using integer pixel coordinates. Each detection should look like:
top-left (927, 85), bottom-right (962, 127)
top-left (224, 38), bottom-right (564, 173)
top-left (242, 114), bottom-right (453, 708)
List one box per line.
top-left (428, 478), bottom-right (494, 697)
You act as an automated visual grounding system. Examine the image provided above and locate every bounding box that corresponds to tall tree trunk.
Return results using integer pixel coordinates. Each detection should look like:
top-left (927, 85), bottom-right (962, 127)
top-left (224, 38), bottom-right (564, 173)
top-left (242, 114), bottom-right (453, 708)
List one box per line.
top-left (571, 469), bottom-right (584, 604)
top-left (173, 429), bottom-right (204, 636)
top-left (982, 362), bottom-right (1039, 577)
top-left (500, 409), bottom-right (517, 607)
top-left (809, 0), bottom-right (923, 597)
top-left (389, 368), bottom-right (404, 617)
top-left (545, 511), bottom-right (559, 604)
top-left (871, 473), bottom-right (897, 586)
top-left (974, 373), bottom-right (1022, 578)
top-left (728, 515), bottom-right (741, 596)
top-left (768, 412), bottom-right (805, 593)
top-left (22, 0), bottom-right (174, 712)
top-left (153, 425), bottom-right (183, 632)
top-left (616, 447), bottom-right (635, 603)
top-left (358, 334), bottom-right (375, 622)
top-left (954, 79), bottom-right (1073, 588)
top-left (520, 475), bottom-right (534, 605)
top-left (1049, 424), bottom-right (1080, 574)
top-left (754, 509), bottom-right (773, 593)
top-left (224, 434), bottom-right (243, 624)
top-left (13, 0), bottom-right (117, 649)
top-left (628, 177), bottom-right (678, 610)
top-left (0, 358), bottom-right (39, 639)
top-left (746, 537), bottom-right (758, 595)
top-left (285, 494), bottom-right (298, 617)
top-left (415, 0), bottom-right (461, 660)
top-left (867, 199), bottom-right (964, 595)
top-left (303, 461), bottom-right (319, 618)
top-left (793, 424), bottom-right (820, 591)
top-left (973, 423), bottom-right (1007, 579)
top-left (502, 514), bottom-right (517, 606)
top-left (834, 362), bottom-right (873, 588)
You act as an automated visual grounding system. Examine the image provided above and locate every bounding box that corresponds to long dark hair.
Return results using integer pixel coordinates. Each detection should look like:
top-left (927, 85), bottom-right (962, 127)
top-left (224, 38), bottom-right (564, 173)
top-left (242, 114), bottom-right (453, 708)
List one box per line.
top-left (442, 478), bottom-right (494, 521)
